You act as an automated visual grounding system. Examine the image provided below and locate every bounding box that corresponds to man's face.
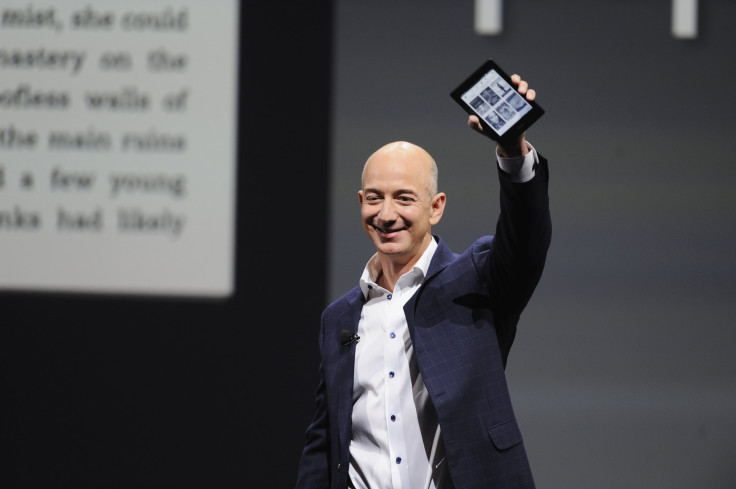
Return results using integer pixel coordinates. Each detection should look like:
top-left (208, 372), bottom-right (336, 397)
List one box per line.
top-left (358, 142), bottom-right (445, 263)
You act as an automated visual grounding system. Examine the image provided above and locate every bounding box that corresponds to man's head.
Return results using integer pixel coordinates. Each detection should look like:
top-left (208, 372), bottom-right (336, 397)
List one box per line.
top-left (358, 141), bottom-right (446, 266)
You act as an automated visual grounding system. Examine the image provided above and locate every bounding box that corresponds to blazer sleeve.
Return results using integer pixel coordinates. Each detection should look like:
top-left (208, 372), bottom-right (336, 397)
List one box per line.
top-left (295, 321), bottom-right (331, 488)
top-left (480, 154), bottom-right (552, 315)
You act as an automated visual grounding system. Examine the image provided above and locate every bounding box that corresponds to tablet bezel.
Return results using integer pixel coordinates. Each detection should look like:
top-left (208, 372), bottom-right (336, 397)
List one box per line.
top-left (450, 59), bottom-right (544, 144)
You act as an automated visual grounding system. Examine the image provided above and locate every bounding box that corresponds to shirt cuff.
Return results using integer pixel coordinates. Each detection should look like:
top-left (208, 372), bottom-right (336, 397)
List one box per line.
top-left (496, 141), bottom-right (539, 183)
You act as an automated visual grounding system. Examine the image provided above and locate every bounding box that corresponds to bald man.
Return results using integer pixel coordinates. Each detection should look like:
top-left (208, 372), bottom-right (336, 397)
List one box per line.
top-left (296, 75), bottom-right (551, 489)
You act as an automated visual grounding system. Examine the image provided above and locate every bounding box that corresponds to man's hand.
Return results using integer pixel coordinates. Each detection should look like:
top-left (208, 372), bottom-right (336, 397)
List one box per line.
top-left (468, 74), bottom-right (536, 158)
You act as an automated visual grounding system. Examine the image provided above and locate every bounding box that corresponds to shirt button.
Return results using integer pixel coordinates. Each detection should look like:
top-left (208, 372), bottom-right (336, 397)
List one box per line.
top-left (387, 293), bottom-right (393, 300)
top-left (390, 332), bottom-right (396, 339)
top-left (390, 415), bottom-right (396, 422)
top-left (367, 284), bottom-right (373, 290)
top-left (389, 371), bottom-right (395, 378)
top-left (396, 457), bottom-right (402, 464)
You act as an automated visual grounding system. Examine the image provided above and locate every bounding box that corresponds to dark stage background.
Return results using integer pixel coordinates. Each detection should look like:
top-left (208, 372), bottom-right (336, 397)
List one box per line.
top-left (3, 1), bottom-right (736, 489)
top-left (1, 1), bottom-right (331, 488)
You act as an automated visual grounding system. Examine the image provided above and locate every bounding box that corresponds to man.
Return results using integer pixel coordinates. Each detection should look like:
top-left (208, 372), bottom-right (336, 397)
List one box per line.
top-left (296, 75), bottom-right (551, 489)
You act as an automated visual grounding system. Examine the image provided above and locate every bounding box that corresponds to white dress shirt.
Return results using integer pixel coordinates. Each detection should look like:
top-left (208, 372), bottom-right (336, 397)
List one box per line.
top-left (348, 145), bottom-right (538, 489)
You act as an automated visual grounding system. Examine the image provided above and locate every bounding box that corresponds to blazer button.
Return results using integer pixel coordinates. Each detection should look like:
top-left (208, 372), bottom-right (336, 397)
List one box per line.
top-left (337, 463), bottom-right (341, 472)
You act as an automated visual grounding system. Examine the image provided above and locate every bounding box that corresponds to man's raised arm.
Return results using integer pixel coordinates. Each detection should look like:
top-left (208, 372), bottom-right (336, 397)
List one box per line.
top-left (470, 74), bottom-right (552, 315)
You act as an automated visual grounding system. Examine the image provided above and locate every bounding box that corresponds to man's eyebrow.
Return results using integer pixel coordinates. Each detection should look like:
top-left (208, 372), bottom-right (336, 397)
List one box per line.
top-left (363, 188), bottom-right (419, 196)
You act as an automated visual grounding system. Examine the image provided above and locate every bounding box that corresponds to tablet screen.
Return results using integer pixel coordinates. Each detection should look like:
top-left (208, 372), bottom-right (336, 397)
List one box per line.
top-left (459, 69), bottom-right (532, 137)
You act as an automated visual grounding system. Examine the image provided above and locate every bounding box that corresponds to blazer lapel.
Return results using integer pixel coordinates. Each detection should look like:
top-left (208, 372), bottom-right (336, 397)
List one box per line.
top-left (403, 237), bottom-right (456, 399)
top-left (330, 288), bottom-right (364, 458)
top-left (405, 236), bottom-right (455, 323)
top-left (423, 236), bottom-right (455, 282)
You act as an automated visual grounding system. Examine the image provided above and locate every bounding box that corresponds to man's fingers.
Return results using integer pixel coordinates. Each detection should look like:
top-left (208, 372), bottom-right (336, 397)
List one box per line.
top-left (511, 73), bottom-right (535, 101)
top-left (468, 115), bottom-right (483, 133)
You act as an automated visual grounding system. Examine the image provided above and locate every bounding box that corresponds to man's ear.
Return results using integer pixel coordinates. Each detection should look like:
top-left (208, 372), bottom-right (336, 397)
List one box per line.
top-left (429, 192), bottom-right (446, 225)
top-left (358, 189), bottom-right (364, 205)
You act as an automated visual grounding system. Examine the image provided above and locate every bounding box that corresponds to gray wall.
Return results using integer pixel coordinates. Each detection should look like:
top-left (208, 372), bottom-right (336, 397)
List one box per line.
top-left (328, 1), bottom-right (736, 487)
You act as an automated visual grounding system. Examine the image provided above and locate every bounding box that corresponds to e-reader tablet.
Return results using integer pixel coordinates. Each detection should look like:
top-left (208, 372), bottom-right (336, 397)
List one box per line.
top-left (451, 59), bottom-right (544, 143)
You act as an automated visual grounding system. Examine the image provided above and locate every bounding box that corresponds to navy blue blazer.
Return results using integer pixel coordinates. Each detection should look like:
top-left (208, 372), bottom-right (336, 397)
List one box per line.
top-left (297, 157), bottom-right (551, 489)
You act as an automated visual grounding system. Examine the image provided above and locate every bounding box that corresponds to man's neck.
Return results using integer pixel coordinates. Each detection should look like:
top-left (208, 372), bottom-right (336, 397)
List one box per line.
top-left (375, 236), bottom-right (433, 292)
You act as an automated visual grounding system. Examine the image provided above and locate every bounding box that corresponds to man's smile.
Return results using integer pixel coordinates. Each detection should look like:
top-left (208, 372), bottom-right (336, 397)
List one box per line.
top-left (372, 224), bottom-right (407, 239)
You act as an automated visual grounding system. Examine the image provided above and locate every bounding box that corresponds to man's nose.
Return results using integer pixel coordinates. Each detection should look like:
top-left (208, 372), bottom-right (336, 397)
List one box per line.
top-left (377, 200), bottom-right (397, 222)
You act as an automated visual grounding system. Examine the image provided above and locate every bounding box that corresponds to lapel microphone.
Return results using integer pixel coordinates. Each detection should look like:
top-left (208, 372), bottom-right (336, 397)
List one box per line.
top-left (340, 330), bottom-right (360, 347)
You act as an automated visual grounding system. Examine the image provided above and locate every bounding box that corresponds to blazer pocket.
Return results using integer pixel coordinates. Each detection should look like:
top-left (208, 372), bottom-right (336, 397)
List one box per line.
top-left (488, 418), bottom-right (523, 450)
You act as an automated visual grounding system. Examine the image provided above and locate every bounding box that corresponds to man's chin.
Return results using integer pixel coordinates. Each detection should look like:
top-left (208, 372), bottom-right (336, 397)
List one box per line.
top-left (375, 243), bottom-right (409, 257)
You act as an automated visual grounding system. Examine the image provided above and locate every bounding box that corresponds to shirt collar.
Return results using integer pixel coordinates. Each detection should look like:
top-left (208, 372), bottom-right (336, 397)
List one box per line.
top-left (359, 236), bottom-right (439, 299)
